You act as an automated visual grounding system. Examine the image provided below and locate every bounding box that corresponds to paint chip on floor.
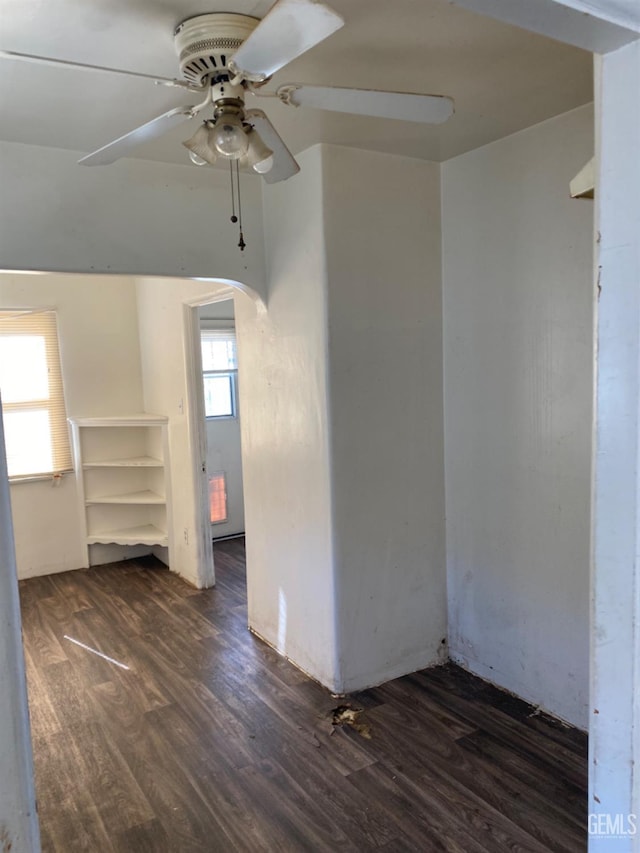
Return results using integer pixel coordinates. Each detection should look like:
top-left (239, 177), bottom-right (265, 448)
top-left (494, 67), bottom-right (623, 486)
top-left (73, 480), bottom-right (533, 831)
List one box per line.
top-left (331, 704), bottom-right (371, 739)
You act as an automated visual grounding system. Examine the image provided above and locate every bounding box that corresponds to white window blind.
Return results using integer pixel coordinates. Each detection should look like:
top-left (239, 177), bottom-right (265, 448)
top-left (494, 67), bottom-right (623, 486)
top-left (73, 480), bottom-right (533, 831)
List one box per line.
top-left (201, 329), bottom-right (237, 371)
top-left (0, 310), bottom-right (72, 479)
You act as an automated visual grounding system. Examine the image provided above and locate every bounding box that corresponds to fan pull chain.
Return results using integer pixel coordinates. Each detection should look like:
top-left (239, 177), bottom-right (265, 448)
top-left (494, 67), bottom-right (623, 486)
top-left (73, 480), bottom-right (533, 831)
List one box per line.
top-left (228, 160), bottom-right (246, 251)
top-left (235, 160), bottom-right (246, 252)
top-left (229, 160), bottom-right (237, 224)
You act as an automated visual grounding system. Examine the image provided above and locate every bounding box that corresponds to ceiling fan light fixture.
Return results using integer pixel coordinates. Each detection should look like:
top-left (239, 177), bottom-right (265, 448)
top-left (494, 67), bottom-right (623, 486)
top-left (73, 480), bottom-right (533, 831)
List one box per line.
top-left (246, 129), bottom-right (274, 174)
top-left (253, 154), bottom-right (274, 175)
top-left (182, 122), bottom-right (218, 165)
top-left (212, 112), bottom-right (249, 160)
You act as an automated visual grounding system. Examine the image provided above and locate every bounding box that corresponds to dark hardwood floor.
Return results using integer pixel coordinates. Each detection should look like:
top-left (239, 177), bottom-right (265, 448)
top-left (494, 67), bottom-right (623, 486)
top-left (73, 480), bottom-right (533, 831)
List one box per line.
top-left (19, 539), bottom-right (588, 852)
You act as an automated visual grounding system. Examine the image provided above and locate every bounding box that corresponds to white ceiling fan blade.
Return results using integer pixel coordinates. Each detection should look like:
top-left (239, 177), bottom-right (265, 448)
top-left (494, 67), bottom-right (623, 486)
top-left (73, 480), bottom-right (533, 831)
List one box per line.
top-left (78, 106), bottom-right (197, 166)
top-left (277, 84), bottom-right (455, 124)
top-left (245, 109), bottom-right (300, 183)
top-left (0, 49), bottom-right (194, 89)
top-left (229, 0), bottom-right (344, 82)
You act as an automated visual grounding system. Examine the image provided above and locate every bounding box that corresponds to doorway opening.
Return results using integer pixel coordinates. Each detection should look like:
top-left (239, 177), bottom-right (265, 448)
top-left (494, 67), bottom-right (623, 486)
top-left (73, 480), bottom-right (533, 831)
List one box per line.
top-left (182, 284), bottom-right (260, 592)
top-left (198, 299), bottom-right (246, 545)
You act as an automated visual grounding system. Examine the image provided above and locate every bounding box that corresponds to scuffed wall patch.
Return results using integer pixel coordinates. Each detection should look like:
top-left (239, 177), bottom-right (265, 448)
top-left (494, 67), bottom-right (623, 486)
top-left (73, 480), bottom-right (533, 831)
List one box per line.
top-left (0, 825), bottom-right (13, 852)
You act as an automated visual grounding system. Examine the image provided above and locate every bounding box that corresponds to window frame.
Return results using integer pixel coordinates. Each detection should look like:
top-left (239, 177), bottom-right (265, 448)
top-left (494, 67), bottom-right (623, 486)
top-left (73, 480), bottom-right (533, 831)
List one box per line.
top-left (202, 369), bottom-right (238, 420)
top-left (0, 309), bottom-right (72, 482)
top-left (200, 325), bottom-right (239, 422)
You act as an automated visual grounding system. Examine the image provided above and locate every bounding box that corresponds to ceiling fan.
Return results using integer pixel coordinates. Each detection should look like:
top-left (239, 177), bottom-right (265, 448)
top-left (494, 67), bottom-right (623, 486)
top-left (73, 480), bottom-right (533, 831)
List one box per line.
top-left (1, 0), bottom-right (455, 184)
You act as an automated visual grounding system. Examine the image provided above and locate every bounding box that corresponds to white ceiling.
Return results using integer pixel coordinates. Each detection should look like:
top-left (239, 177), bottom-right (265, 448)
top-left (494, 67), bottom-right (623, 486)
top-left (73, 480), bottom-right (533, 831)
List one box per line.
top-left (0, 0), bottom-right (593, 167)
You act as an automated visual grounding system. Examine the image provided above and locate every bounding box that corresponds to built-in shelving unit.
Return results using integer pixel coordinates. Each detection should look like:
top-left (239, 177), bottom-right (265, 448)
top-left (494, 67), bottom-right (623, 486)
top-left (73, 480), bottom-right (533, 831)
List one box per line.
top-left (69, 414), bottom-right (172, 566)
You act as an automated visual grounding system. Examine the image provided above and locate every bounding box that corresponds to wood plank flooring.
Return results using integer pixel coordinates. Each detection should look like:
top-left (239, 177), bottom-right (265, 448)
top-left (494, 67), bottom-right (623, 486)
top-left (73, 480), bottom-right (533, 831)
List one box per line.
top-left (19, 539), bottom-right (588, 852)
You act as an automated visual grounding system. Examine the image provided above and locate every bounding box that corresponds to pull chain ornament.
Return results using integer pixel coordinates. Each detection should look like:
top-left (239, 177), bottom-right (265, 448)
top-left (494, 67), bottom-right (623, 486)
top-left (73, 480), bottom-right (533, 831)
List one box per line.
top-left (229, 160), bottom-right (246, 251)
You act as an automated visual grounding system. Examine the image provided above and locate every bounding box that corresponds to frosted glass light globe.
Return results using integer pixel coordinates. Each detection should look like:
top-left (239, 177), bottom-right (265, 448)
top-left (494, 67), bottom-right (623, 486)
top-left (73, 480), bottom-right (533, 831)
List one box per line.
top-left (253, 154), bottom-right (274, 174)
top-left (213, 115), bottom-right (249, 160)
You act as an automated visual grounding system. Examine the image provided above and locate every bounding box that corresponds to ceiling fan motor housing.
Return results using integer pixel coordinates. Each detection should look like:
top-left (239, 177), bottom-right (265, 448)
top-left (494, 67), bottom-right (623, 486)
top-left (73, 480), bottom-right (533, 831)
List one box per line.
top-left (174, 13), bottom-right (258, 86)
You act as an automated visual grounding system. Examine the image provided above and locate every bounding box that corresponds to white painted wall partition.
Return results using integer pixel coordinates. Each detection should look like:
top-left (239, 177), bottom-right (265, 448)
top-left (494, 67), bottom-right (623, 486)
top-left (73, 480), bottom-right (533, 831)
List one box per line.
top-left (236, 147), bottom-right (339, 686)
top-left (590, 40), bottom-right (640, 846)
top-left (0, 404), bottom-right (41, 852)
top-left (238, 144), bottom-right (447, 692)
top-left (0, 141), bottom-right (266, 300)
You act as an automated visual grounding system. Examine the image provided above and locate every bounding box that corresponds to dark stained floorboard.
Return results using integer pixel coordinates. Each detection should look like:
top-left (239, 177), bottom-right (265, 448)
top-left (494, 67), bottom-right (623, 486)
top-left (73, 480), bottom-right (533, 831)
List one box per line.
top-left (20, 537), bottom-right (588, 852)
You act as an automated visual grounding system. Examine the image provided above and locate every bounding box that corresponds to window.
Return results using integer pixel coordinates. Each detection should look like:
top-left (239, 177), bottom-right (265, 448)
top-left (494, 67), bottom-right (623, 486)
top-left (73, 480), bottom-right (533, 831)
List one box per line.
top-left (209, 472), bottom-right (228, 524)
top-left (201, 328), bottom-right (238, 419)
top-left (0, 310), bottom-right (71, 480)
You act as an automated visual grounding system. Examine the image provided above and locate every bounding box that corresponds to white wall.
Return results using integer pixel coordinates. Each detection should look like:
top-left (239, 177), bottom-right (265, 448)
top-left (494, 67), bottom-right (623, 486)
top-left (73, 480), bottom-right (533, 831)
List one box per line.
top-left (0, 273), bottom-right (145, 578)
top-left (442, 104), bottom-right (594, 728)
top-left (235, 147), bottom-right (339, 686)
top-left (322, 146), bottom-right (447, 691)
top-left (0, 141), bottom-right (266, 301)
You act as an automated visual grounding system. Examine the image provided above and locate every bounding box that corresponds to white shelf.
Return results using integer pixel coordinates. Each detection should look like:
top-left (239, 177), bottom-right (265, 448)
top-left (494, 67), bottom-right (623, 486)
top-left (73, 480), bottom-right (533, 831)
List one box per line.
top-left (87, 524), bottom-right (168, 546)
top-left (83, 456), bottom-right (163, 469)
top-left (570, 156), bottom-right (595, 199)
top-left (85, 489), bottom-right (165, 506)
top-left (68, 415), bottom-right (173, 566)
top-left (72, 414), bottom-right (168, 427)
